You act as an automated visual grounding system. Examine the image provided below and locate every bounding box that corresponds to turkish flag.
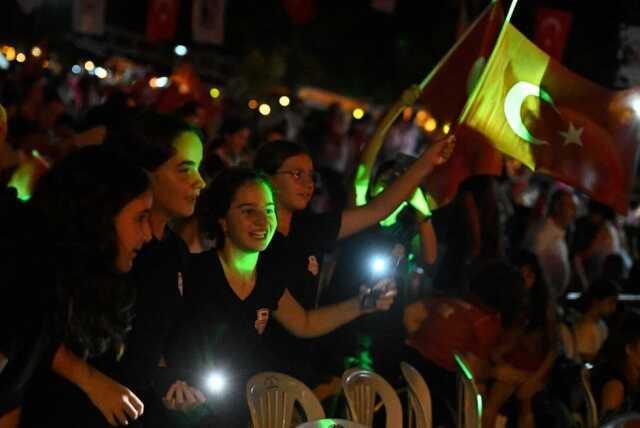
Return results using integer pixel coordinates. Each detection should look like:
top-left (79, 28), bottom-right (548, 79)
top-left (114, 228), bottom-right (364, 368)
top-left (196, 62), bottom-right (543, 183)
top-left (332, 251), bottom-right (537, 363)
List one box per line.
top-left (146, 0), bottom-right (179, 42)
top-left (534, 7), bottom-right (573, 61)
top-left (460, 23), bottom-right (640, 214)
top-left (418, 0), bottom-right (504, 207)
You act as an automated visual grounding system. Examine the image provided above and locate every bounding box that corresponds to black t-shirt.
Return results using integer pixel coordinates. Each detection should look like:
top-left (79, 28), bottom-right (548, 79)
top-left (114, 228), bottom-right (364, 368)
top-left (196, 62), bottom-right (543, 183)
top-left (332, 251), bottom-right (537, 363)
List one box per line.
top-left (258, 210), bottom-right (341, 385)
top-left (119, 228), bottom-right (190, 392)
top-left (261, 210), bottom-right (342, 309)
top-left (168, 250), bottom-right (286, 386)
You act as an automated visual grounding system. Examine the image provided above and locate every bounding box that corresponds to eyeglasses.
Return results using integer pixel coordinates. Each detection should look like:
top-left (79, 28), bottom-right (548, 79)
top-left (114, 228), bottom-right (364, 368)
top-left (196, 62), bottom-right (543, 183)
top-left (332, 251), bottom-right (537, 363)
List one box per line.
top-left (275, 169), bottom-right (320, 184)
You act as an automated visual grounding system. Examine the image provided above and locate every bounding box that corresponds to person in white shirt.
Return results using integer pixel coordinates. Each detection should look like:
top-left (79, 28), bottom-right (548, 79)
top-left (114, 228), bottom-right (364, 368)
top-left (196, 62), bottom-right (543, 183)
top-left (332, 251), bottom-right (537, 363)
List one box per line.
top-left (525, 189), bottom-right (577, 299)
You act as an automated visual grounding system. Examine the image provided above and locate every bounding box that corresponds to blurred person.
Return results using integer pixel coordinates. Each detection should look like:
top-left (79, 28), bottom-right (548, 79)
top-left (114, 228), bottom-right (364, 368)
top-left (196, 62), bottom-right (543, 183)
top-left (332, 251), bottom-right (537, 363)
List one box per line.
top-left (592, 310), bottom-right (640, 423)
top-left (404, 260), bottom-right (528, 426)
top-left (202, 115), bottom-right (251, 179)
top-left (524, 188), bottom-right (577, 299)
top-left (573, 279), bottom-right (620, 362)
top-left (483, 250), bottom-right (558, 428)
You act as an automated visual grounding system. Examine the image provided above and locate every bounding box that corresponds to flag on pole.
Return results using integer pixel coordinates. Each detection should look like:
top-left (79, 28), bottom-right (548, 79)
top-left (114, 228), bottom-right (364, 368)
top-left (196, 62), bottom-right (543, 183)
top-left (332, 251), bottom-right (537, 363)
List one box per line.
top-left (192, 0), bottom-right (225, 45)
top-left (418, 0), bottom-right (505, 207)
top-left (534, 6), bottom-right (573, 61)
top-left (460, 23), bottom-right (640, 213)
top-left (146, 0), bottom-right (179, 42)
top-left (72, 0), bottom-right (106, 35)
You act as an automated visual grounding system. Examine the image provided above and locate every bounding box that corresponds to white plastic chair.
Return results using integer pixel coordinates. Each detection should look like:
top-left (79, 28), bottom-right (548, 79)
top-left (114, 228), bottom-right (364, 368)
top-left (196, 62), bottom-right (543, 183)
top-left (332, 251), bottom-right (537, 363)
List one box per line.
top-left (580, 365), bottom-right (598, 428)
top-left (454, 353), bottom-right (482, 428)
top-left (342, 367), bottom-right (403, 428)
top-left (600, 412), bottom-right (640, 428)
top-left (400, 362), bottom-right (432, 428)
top-left (246, 371), bottom-right (325, 428)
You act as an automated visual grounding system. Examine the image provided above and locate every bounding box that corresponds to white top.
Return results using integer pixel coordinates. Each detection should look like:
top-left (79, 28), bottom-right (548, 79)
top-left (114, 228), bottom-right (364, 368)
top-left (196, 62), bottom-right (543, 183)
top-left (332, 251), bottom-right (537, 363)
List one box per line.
top-left (526, 217), bottom-right (571, 298)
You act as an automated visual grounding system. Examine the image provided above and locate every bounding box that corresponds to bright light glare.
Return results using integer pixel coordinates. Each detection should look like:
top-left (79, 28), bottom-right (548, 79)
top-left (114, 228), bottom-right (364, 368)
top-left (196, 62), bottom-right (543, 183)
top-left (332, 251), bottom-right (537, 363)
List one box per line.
top-left (631, 96), bottom-right (640, 116)
top-left (371, 257), bottom-right (387, 274)
top-left (424, 118), bottom-right (437, 132)
top-left (31, 46), bottom-right (42, 57)
top-left (16, 53), bottom-right (26, 63)
top-left (258, 103), bottom-right (271, 116)
top-left (94, 67), bottom-right (108, 79)
top-left (155, 76), bottom-right (169, 88)
top-left (206, 371), bottom-right (226, 393)
top-left (210, 87), bottom-right (220, 98)
top-left (71, 64), bottom-right (82, 74)
top-left (352, 108), bottom-right (365, 120)
top-left (279, 96), bottom-right (290, 107)
top-left (442, 122), bottom-right (451, 134)
top-left (84, 60), bottom-right (95, 72)
top-left (248, 99), bottom-right (258, 109)
top-left (174, 44), bottom-right (188, 56)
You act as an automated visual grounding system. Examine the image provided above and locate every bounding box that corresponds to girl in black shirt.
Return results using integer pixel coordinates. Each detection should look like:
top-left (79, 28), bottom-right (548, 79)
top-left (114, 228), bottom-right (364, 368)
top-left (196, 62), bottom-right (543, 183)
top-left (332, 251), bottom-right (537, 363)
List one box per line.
top-left (0, 146), bottom-right (152, 427)
top-left (253, 138), bottom-right (453, 386)
top-left (172, 168), bottom-right (397, 425)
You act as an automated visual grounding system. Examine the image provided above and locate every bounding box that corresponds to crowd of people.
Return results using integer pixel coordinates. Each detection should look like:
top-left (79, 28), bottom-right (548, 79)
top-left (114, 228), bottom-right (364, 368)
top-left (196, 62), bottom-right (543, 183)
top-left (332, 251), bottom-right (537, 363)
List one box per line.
top-left (1, 60), bottom-right (640, 428)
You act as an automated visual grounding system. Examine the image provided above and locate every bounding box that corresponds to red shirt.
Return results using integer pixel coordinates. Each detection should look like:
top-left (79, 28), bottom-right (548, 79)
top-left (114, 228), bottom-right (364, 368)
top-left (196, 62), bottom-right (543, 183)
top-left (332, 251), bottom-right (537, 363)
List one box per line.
top-left (407, 297), bottom-right (502, 372)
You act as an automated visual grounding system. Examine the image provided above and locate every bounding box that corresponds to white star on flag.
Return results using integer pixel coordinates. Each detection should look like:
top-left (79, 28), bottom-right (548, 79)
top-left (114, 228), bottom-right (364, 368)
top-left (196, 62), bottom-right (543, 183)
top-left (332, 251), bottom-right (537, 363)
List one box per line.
top-left (559, 122), bottom-right (584, 147)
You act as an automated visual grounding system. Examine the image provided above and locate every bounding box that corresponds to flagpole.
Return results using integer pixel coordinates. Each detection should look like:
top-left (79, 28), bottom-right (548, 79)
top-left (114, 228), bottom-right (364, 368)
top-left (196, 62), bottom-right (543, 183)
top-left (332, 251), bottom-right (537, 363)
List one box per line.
top-left (457, 0), bottom-right (520, 123)
top-left (419, 1), bottom-right (497, 91)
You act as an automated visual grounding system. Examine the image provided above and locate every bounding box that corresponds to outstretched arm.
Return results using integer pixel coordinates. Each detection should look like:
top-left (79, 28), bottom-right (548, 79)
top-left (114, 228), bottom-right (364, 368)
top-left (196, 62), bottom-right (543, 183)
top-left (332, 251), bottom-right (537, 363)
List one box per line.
top-left (352, 85), bottom-right (422, 208)
top-left (274, 281), bottom-right (396, 338)
top-left (339, 135), bottom-right (455, 239)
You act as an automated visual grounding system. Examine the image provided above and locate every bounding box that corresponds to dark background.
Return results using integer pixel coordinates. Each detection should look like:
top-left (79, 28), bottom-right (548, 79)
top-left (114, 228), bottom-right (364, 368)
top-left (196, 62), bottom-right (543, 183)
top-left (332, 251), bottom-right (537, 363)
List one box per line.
top-left (0, 0), bottom-right (638, 100)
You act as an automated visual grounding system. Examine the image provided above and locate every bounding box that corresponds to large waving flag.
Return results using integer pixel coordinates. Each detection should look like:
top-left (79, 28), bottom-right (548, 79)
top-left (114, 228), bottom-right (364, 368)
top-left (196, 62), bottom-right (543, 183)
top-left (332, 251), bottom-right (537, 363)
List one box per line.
top-left (460, 23), bottom-right (640, 213)
top-left (419, 0), bottom-right (505, 207)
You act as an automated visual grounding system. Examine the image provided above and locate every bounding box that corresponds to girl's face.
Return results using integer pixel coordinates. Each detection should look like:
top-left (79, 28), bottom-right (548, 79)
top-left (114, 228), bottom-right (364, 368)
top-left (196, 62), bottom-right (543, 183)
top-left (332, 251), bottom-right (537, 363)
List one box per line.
top-left (114, 190), bottom-right (153, 272)
top-left (220, 181), bottom-right (277, 253)
top-left (150, 131), bottom-right (206, 219)
top-left (269, 154), bottom-right (315, 212)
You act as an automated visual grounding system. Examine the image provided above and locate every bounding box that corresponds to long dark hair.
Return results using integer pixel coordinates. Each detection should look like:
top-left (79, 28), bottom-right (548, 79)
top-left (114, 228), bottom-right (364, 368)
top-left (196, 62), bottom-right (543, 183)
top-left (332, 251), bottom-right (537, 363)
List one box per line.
top-left (106, 110), bottom-right (202, 172)
top-left (197, 167), bottom-right (273, 249)
top-left (30, 145), bottom-right (150, 358)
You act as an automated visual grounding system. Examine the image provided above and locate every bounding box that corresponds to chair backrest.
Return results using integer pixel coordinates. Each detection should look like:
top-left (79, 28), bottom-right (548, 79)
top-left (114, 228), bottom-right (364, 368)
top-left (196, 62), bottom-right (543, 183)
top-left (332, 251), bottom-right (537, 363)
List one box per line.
top-left (454, 354), bottom-right (482, 428)
top-left (599, 412), bottom-right (640, 428)
top-left (246, 371), bottom-right (325, 428)
top-left (342, 368), bottom-right (403, 428)
top-left (400, 362), bottom-right (432, 428)
top-left (580, 366), bottom-right (598, 428)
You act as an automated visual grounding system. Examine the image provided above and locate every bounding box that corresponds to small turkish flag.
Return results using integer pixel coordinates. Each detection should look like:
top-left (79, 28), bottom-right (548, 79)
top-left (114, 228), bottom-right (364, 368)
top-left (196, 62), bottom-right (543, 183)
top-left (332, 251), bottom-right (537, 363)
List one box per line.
top-left (534, 7), bottom-right (573, 61)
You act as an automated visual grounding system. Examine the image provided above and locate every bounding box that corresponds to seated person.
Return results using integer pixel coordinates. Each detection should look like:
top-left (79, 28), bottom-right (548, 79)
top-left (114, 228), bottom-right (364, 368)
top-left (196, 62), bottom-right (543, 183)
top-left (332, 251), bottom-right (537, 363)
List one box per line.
top-left (592, 310), bottom-right (640, 424)
top-left (403, 260), bottom-right (527, 426)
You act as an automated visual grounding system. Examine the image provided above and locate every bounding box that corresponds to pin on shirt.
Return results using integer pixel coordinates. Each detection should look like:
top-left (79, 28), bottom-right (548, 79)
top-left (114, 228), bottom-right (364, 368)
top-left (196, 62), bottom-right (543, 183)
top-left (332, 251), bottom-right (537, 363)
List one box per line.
top-left (177, 272), bottom-right (183, 296)
top-left (255, 308), bottom-right (270, 334)
top-left (307, 255), bottom-right (319, 276)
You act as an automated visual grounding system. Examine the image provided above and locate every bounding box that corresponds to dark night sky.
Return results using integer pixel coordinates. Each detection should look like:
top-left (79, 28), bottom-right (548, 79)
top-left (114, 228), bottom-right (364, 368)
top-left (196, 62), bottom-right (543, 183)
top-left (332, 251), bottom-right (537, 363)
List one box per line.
top-left (1, 0), bottom-right (639, 100)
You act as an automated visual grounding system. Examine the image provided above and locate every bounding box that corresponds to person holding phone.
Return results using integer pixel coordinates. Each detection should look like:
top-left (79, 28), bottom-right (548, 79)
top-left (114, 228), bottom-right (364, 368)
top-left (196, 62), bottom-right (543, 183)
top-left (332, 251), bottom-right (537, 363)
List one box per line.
top-left (168, 168), bottom-right (397, 425)
top-left (252, 134), bottom-right (453, 387)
